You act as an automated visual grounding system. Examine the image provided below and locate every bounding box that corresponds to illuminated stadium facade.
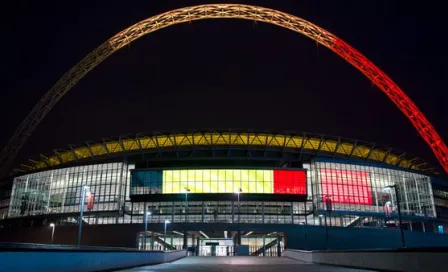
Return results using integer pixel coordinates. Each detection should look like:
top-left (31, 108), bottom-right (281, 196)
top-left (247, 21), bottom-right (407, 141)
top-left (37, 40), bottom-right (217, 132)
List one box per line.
top-left (1, 4), bottom-right (448, 255)
top-left (1, 131), bottom-right (447, 255)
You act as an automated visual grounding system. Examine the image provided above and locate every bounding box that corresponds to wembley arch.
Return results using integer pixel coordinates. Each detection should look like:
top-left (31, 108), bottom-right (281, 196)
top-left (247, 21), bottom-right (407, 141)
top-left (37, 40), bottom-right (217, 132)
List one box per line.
top-left (1, 4), bottom-right (447, 175)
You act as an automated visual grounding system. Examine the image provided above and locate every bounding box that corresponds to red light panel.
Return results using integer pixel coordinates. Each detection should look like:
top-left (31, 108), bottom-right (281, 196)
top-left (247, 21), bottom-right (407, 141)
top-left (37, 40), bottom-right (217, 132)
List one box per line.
top-left (273, 170), bottom-right (306, 195)
top-left (320, 169), bottom-right (372, 205)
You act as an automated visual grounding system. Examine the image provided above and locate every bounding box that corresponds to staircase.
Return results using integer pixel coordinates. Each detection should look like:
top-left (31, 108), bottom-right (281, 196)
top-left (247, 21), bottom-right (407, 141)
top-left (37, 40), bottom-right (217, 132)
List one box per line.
top-left (153, 235), bottom-right (176, 250)
top-left (345, 216), bottom-right (361, 227)
top-left (250, 238), bottom-right (278, 256)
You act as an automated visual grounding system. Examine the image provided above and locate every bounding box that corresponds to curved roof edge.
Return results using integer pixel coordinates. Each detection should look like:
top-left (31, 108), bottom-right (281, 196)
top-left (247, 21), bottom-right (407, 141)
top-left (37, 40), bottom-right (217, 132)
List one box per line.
top-left (12, 130), bottom-right (437, 175)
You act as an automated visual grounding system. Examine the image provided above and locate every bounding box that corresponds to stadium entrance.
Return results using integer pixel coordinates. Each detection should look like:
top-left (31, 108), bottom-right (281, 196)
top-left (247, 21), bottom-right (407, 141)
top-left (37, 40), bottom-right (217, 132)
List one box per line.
top-left (137, 230), bottom-right (284, 256)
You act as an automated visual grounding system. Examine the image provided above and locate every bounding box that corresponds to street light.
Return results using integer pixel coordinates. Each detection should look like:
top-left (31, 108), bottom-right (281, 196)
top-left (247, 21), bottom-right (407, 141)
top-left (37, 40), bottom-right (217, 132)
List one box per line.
top-left (143, 211), bottom-right (151, 250)
top-left (184, 188), bottom-right (190, 223)
top-left (49, 223), bottom-right (55, 245)
top-left (164, 220), bottom-right (170, 251)
top-left (236, 188), bottom-right (242, 223)
top-left (384, 184), bottom-right (406, 248)
top-left (235, 188), bottom-right (242, 246)
top-left (77, 185), bottom-right (90, 248)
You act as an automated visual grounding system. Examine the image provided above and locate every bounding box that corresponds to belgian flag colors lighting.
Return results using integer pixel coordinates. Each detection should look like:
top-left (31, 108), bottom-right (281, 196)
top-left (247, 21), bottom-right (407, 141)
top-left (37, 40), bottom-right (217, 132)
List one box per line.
top-left (162, 169), bottom-right (306, 195)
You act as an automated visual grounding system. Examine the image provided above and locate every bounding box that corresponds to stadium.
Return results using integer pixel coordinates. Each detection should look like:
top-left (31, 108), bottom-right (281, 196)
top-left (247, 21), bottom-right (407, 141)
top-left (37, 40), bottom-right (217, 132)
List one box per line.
top-left (1, 130), bottom-right (447, 256)
top-left (1, 4), bottom-right (448, 258)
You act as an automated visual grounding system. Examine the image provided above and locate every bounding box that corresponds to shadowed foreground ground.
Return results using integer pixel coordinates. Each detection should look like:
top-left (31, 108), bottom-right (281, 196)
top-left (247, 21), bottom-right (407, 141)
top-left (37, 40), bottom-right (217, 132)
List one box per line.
top-left (119, 256), bottom-right (374, 272)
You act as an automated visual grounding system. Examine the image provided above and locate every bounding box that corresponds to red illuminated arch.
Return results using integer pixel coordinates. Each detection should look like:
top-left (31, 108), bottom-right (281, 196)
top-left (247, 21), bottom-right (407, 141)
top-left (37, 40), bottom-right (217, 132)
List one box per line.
top-left (0, 4), bottom-right (446, 174)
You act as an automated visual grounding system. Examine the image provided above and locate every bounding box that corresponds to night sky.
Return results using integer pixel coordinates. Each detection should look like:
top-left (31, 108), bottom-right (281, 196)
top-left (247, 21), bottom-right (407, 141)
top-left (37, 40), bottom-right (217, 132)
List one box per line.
top-left (1, 0), bottom-right (447, 169)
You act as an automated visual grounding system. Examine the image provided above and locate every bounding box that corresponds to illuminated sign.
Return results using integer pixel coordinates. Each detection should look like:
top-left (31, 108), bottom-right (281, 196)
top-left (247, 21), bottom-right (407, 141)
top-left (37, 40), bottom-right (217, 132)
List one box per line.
top-left (86, 193), bottom-right (95, 211)
top-left (320, 169), bottom-right (372, 205)
top-left (131, 168), bottom-right (306, 195)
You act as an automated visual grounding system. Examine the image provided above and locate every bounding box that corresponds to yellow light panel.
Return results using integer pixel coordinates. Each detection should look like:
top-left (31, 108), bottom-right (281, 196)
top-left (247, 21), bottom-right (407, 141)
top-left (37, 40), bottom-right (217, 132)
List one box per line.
top-left (162, 169), bottom-right (273, 194)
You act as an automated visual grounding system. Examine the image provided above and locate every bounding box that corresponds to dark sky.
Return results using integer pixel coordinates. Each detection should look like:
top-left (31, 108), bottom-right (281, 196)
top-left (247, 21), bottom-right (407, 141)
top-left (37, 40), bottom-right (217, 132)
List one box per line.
top-left (1, 0), bottom-right (447, 169)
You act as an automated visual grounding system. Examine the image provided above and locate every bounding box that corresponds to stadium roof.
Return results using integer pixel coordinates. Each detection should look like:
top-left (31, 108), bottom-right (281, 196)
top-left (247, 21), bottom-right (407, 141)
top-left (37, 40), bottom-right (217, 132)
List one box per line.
top-left (13, 131), bottom-right (436, 175)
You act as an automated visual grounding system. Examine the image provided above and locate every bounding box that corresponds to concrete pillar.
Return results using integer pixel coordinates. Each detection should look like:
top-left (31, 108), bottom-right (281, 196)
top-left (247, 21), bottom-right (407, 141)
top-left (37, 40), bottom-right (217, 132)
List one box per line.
top-left (231, 201), bottom-right (235, 223)
top-left (283, 233), bottom-right (287, 249)
top-left (151, 233), bottom-right (155, 250)
top-left (290, 201), bottom-right (294, 223)
top-left (263, 235), bottom-right (266, 256)
top-left (262, 202), bottom-right (265, 224)
top-left (277, 234), bottom-right (281, 257)
top-left (183, 229), bottom-right (188, 250)
top-left (172, 201), bottom-right (175, 223)
top-left (202, 202), bottom-right (205, 223)
top-left (237, 231), bottom-right (241, 245)
top-left (196, 235), bottom-right (200, 256)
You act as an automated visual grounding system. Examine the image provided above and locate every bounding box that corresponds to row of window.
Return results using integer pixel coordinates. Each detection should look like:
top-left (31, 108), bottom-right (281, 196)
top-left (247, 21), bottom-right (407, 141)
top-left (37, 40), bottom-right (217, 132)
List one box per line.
top-left (434, 189), bottom-right (448, 200)
top-left (435, 198), bottom-right (448, 208)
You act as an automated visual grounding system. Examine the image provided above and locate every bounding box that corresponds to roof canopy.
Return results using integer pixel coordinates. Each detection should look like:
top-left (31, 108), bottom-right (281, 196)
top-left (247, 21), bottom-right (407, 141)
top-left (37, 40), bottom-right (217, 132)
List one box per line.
top-left (15, 131), bottom-right (435, 175)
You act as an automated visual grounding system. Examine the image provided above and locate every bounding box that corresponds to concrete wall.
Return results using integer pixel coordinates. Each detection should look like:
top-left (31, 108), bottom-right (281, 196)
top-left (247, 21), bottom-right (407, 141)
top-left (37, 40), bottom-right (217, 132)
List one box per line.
top-left (285, 225), bottom-right (448, 250)
top-left (282, 249), bottom-right (312, 262)
top-left (1, 222), bottom-right (448, 250)
top-left (284, 249), bottom-right (448, 272)
top-left (0, 249), bottom-right (186, 272)
top-left (0, 224), bottom-right (142, 248)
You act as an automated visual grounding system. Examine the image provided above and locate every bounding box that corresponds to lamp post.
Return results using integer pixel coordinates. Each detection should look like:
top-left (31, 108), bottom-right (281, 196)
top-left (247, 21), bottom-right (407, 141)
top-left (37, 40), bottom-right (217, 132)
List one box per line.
top-left (384, 184), bottom-right (406, 248)
top-left (143, 211), bottom-right (151, 250)
top-left (49, 223), bottom-right (55, 245)
top-left (236, 188), bottom-right (242, 223)
top-left (236, 188), bottom-right (242, 245)
top-left (77, 185), bottom-right (90, 248)
top-left (164, 220), bottom-right (170, 251)
top-left (184, 188), bottom-right (190, 223)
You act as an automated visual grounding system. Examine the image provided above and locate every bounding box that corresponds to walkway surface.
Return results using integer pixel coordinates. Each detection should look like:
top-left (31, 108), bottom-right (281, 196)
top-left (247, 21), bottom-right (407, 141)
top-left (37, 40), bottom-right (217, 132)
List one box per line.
top-left (120, 256), bottom-right (374, 272)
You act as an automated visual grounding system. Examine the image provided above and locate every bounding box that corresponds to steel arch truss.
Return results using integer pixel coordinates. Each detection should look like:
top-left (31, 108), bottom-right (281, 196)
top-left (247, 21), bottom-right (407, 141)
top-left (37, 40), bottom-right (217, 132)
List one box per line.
top-left (1, 4), bottom-right (446, 175)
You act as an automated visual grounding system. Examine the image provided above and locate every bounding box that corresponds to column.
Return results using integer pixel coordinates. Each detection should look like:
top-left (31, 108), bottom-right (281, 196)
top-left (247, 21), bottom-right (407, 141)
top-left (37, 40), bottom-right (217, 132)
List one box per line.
top-left (277, 233), bottom-right (282, 256)
top-left (262, 235), bottom-right (266, 256)
top-left (231, 200), bottom-right (234, 223)
top-left (262, 202), bottom-right (265, 224)
top-left (202, 201), bottom-right (205, 223)
top-left (117, 161), bottom-right (125, 224)
top-left (143, 202), bottom-right (147, 249)
top-left (290, 201), bottom-right (294, 223)
top-left (151, 233), bottom-right (155, 250)
top-left (183, 230), bottom-right (188, 250)
top-left (402, 176), bottom-right (410, 214)
top-left (196, 235), bottom-right (200, 256)
top-left (172, 201), bottom-right (175, 223)
top-left (131, 202), bottom-right (134, 223)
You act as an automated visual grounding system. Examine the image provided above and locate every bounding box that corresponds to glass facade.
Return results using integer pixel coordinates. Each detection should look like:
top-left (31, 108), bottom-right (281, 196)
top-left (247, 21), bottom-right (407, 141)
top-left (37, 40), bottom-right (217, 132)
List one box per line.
top-left (5, 160), bottom-right (438, 231)
top-left (0, 187), bottom-right (11, 220)
top-left (131, 200), bottom-right (310, 225)
top-left (311, 161), bottom-right (436, 217)
top-left (433, 187), bottom-right (448, 220)
top-left (8, 163), bottom-right (128, 218)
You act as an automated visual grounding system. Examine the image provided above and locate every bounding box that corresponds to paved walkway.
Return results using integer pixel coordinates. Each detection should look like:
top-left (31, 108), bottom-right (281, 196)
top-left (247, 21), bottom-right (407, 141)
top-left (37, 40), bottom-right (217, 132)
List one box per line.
top-left (120, 256), bottom-right (374, 272)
